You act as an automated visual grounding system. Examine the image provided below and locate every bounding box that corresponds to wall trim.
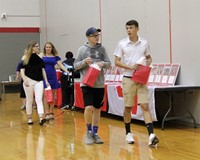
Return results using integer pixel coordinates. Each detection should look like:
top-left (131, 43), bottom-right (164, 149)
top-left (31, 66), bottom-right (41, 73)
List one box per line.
top-left (0, 27), bottom-right (40, 33)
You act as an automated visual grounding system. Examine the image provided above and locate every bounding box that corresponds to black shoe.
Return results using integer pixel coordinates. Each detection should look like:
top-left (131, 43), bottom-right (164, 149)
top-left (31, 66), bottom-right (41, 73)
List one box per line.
top-left (71, 106), bottom-right (76, 111)
top-left (39, 119), bottom-right (46, 126)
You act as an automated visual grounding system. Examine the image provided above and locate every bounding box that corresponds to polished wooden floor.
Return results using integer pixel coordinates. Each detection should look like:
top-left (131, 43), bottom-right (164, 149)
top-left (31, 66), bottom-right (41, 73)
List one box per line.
top-left (1, 93), bottom-right (200, 160)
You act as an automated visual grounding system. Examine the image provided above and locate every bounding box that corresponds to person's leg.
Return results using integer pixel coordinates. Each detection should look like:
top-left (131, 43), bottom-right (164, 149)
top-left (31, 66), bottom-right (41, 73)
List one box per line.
top-left (123, 107), bottom-right (132, 134)
top-left (84, 105), bottom-right (94, 144)
top-left (122, 78), bottom-right (137, 144)
top-left (49, 89), bottom-right (56, 119)
top-left (60, 74), bottom-right (70, 109)
top-left (22, 98), bottom-right (26, 106)
top-left (70, 85), bottom-right (76, 110)
top-left (84, 105), bottom-right (93, 130)
top-left (32, 98), bottom-right (37, 109)
top-left (82, 87), bottom-right (94, 144)
top-left (23, 79), bottom-right (34, 124)
top-left (34, 81), bottom-right (46, 125)
top-left (140, 103), bottom-right (153, 126)
top-left (92, 88), bottom-right (104, 144)
top-left (138, 85), bottom-right (159, 146)
top-left (20, 80), bottom-right (26, 110)
top-left (92, 108), bottom-right (104, 144)
top-left (92, 108), bottom-right (100, 133)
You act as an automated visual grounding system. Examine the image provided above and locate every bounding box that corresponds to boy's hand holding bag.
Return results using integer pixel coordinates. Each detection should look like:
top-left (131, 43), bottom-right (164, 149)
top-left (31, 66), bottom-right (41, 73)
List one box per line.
top-left (82, 63), bottom-right (101, 87)
top-left (45, 86), bottom-right (53, 104)
top-left (132, 56), bottom-right (152, 84)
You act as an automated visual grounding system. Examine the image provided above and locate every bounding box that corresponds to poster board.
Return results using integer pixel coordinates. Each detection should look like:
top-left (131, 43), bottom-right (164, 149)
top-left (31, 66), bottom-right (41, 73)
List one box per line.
top-left (160, 64), bottom-right (172, 85)
top-left (167, 64), bottom-right (180, 86)
top-left (147, 64), bottom-right (180, 86)
top-left (154, 64), bottom-right (165, 85)
top-left (106, 64), bottom-right (180, 86)
top-left (147, 64), bottom-right (158, 86)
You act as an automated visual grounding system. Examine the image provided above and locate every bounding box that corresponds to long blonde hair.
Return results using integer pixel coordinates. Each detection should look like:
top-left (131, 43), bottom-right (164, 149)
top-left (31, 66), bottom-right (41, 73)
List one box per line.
top-left (43, 42), bottom-right (58, 56)
top-left (22, 40), bottom-right (38, 65)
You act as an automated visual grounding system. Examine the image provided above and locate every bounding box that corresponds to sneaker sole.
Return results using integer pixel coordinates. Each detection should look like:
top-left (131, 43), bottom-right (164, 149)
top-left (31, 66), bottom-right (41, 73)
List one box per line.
top-left (126, 141), bottom-right (135, 144)
top-left (149, 137), bottom-right (159, 146)
top-left (94, 141), bottom-right (104, 144)
top-left (85, 142), bottom-right (94, 145)
top-left (60, 106), bottom-right (70, 110)
top-left (85, 135), bottom-right (94, 145)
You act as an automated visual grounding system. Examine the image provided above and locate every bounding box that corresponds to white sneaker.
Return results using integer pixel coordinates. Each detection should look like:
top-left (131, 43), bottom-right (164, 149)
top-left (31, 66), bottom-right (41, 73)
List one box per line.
top-left (126, 132), bottom-right (135, 144)
top-left (28, 119), bottom-right (33, 125)
top-left (148, 133), bottom-right (159, 146)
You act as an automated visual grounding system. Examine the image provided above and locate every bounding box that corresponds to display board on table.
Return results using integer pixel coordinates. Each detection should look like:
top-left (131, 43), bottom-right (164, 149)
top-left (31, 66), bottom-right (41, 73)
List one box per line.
top-left (147, 64), bottom-right (180, 86)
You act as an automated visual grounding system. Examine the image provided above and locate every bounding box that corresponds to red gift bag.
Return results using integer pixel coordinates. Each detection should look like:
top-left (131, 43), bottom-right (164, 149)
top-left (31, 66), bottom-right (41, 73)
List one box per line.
top-left (132, 65), bottom-right (151, 84)
top-left (56, 70), bottom-right (62, 81)
top-left (45, 86), bottom-right (53, 104)
top-left (82, 64), bottom-right (101, 87)
top-left (55, 87), bottom-right (62, 108)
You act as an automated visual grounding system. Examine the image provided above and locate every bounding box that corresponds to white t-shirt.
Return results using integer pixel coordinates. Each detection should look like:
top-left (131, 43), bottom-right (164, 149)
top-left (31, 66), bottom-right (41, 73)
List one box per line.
top-left (114, 36), bottom-right (151, 77)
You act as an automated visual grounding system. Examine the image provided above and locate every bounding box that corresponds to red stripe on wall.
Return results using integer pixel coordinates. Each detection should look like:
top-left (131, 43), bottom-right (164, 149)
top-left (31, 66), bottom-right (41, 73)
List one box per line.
top-left (0, 27), bottom-right (40, 33)
top-left (168, 0), bottom-right (173, 63)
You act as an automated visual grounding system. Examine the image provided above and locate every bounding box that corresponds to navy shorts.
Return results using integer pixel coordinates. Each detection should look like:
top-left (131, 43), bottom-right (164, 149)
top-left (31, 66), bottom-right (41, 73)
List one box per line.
top-left (81, 87), bottom-right (104, 109)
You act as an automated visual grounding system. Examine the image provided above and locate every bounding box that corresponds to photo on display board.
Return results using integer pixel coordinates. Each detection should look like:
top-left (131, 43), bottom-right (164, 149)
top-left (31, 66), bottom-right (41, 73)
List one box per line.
top-left (167, 64), bottom-right (180, 85)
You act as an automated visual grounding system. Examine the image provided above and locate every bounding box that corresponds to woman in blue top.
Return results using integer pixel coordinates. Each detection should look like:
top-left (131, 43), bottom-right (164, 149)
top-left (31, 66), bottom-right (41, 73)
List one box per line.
top-left (41, 42), bottom-right (68, 120)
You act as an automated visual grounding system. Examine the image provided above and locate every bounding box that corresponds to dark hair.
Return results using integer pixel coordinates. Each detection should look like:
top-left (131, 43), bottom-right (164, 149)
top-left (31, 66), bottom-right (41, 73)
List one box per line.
top-left (126, 20), bottom-right (139, 28)
top-left (65, 51), bottom-right (73, 59)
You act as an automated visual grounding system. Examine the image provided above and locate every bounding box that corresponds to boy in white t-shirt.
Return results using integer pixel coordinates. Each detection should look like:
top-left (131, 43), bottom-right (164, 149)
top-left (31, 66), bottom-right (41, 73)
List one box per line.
top-left (114, 20), bottom-right (159, 147)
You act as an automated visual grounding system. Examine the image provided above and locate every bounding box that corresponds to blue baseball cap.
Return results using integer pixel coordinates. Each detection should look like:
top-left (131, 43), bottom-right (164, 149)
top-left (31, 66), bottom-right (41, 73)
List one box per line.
top-left (86, 27), bottom-right (101, 36)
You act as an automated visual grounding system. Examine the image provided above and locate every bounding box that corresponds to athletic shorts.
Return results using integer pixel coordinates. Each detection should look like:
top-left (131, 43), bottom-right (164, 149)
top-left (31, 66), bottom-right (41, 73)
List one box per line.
top-left (122, 77), bottom-right (149, 107)
top-left (81, 86), bottom-right (104, 109)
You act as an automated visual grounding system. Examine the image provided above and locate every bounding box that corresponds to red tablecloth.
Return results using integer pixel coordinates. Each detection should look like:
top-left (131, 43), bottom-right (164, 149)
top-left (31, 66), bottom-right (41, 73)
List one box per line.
top-left (74, 82), bottom-right (108, 112)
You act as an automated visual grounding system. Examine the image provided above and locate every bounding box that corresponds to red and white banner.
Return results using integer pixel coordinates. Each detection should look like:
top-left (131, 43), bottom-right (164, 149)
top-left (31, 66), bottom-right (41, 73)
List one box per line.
top-left (107, 84), bottom-right (157, 121)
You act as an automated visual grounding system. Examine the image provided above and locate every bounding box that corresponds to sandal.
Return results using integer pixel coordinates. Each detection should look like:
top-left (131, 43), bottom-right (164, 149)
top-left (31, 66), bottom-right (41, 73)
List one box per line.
top-left (45, 113), bottom-right (50, 121)
top-left (49, 113), bottom-right (54, 120)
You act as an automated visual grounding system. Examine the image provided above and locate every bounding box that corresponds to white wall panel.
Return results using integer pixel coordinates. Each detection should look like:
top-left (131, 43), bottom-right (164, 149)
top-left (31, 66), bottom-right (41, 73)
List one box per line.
top-left (40, 0), bottom-right (100, 60)
top-left (171, 0), bottom-right (200, 85)
top-left (0, 0), bottom-right (40, 27)
top-left (101, 0), bottom-right (170, 64)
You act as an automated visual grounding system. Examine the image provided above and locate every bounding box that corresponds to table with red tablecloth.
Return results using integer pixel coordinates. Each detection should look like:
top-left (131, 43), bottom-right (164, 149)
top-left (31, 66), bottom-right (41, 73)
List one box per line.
top-left (74, 82), bottom-right (108, 112)
top-left (74, 82), bottom-right (157, 121)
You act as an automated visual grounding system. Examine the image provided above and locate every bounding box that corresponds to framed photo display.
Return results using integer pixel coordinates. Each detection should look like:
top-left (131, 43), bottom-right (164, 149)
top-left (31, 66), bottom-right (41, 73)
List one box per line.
top-left (147, 64), bottom-right (180, 86)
